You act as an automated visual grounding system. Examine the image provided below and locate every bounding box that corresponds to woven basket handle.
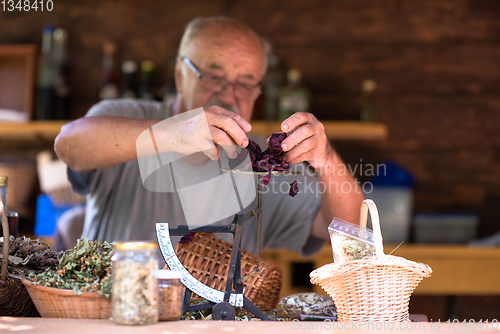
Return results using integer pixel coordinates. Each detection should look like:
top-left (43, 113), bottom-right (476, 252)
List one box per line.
top-left (1, 198), bottom-right (9, 282)
top-left (359, 199), bottom-right (384, 257)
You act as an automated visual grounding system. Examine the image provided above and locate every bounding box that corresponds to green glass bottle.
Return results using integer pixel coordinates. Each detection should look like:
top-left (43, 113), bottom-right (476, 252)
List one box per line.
top-left (278, 69), bottom-right (310, 122)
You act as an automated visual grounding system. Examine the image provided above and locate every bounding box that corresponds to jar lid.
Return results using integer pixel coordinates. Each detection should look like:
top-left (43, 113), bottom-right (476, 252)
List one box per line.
top-left (112, 241), bottom-right (158, 250)
top-left (154, 270), bottom-right (184, 280)
top-left (0, 176), bottom-right (7, 186)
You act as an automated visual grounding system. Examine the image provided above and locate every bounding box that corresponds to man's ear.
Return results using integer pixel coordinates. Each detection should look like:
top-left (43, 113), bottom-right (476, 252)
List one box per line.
top-left (174, 59), bottom-right (183, 94)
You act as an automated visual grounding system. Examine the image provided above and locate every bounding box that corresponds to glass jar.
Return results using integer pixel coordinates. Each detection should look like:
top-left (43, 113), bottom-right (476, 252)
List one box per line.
top-left (155, 270), bottom-right (184, 321)
top-left (111, 242), bottom-right (159, 325)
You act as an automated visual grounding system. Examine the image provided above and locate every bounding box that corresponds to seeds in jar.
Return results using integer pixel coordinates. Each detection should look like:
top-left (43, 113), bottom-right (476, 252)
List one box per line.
top-left (112, 260), bottom-right (158, 325)
top-left (159, 283), bottom-right (183, 321)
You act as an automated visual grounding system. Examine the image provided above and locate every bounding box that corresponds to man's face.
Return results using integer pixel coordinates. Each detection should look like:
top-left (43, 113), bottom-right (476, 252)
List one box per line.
top-left (175, 29), bottom-right (266, 122)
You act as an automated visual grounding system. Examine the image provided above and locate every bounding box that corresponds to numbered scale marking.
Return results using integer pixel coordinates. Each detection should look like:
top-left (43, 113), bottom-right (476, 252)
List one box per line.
top-left (156, 222), bottom-right (243, 307)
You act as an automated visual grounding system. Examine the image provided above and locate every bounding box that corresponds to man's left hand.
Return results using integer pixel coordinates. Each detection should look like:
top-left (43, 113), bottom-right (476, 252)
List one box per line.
top-left (276, 112), bottom-right (333, 169)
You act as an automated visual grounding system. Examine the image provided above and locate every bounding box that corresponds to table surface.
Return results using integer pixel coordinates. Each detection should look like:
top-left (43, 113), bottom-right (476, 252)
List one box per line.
top-left (1, 317), bottom-right (498, 334)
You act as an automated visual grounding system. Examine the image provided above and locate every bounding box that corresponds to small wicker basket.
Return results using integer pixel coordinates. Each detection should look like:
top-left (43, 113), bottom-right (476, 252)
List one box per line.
top-left (310, 199), bottom-right (432, 322)
top-left (21, 278), bottom-right (111, 319)
top-left (173, 233), bottom-right (282, 312)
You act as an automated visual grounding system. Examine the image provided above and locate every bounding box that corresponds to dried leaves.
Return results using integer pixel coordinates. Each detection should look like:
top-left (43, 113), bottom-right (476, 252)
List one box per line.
top-left (0, 236), bottom-right (58, 277)
top-left (331, 235), bottom-right (375, 263)
top-left (27, 238), bottom-right (113, 298)
top-left (229, 133), bottom-right (299, 197)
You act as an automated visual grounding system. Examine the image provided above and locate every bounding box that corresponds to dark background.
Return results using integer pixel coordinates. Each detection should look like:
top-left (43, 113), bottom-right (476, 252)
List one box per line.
top-left (2, 0), bottom-right (498, 236)
top-left (1, 0), bottom-right (500, 320)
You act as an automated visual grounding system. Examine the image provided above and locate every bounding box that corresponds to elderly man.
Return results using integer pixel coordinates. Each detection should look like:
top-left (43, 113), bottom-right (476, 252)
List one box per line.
top-left (55, 16), bottom-right (364, 256)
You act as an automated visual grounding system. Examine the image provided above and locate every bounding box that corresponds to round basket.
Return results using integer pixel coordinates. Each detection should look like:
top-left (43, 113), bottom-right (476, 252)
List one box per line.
top-left (21, 278), bottom-right (111, 319)
top-left (310, 199), bottom-right (432, 322)
top-left (173, 232), bottom-right (282, 312)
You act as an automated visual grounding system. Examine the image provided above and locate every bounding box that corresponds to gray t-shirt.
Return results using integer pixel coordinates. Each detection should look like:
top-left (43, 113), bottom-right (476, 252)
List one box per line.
top-left (68, 99), bottom-right (324, 256)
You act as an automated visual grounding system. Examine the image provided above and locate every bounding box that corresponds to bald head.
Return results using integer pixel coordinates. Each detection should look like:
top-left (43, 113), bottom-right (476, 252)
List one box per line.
top-left (177, 16), bottom-right (269, 72)
top-left (174, 16), bottom-right (269, 121)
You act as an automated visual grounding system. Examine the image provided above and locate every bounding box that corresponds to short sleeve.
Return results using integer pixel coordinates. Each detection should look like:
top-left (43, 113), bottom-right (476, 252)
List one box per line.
top-left (66, 99), bottom-right (170, 196)
top-left (67, 167), bottom-right (95, 196)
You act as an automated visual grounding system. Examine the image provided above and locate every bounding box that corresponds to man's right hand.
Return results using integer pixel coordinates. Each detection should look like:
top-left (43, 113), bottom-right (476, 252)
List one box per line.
top-left (152, 105), bottom-right (251, 161)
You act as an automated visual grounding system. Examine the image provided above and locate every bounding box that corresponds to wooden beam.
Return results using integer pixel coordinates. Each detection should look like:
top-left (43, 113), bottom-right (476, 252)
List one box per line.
top-left (251, 121), bottom-right (388, 140)
top-left (0, 120), bottom-right (388, 143)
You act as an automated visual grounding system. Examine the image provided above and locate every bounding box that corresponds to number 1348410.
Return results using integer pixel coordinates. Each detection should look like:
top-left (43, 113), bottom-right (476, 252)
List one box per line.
top-left (2, 0), bottom-right (53, 11)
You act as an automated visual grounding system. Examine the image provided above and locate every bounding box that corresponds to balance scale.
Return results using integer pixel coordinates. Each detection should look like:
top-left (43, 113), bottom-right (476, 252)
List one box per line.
top-left (155, 169), bottom-right (299, 321)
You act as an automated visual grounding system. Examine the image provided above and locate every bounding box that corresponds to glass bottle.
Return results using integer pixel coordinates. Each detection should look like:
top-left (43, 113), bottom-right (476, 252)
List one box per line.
top-left (263, 54), bottom-right (281, 121)
top-left (0, 176), bottom-right (19, 238)
top-left (162, 57), bottom-right (177, 105)
top-left (138, 60), bottom-right (155, 100)
top-left (52, 28), bottom-right (70, 120)
top-left (360, 79), bottom-right (377, 122)
top-left (36, 25), bottom-right (55, 120)
top-left (111, 242), bottom-right (159, 325)
top-left (155, 269), bottom-right (184, 321)
top-left (120, 60), bottom-right (138, 99)
top-left (278, 69), bottom-right (311, 122)
top-left (98, 41), bottom-right (119, 100)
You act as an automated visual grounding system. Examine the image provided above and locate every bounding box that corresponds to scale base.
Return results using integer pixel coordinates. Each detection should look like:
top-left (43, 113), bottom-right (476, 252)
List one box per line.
top-left (182, 285), bottom-right (273, 321)
top-left (212, 302), bottom-right (235, 320)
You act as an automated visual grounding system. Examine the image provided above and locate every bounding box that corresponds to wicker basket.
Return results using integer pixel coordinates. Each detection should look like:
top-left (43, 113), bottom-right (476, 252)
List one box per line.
top-left (21, 277), bottom-right (111, 319)
top-left (173, 233), bottom-right (282, 312)
top-left (0, 199), bottom-right (39, 317)
top-left (310, 199), bottom-right (432, 322)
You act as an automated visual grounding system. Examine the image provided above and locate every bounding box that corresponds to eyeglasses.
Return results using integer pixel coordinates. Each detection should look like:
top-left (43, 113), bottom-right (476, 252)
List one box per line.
top-left (182, 56), bottom-right (262, 101)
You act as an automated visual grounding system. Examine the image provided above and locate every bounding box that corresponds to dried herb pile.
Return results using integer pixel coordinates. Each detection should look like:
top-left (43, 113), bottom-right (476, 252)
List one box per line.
top-left (0, 236), bottom-right (58, 277)
top-left (27, 238), bottom-right (113, 298)
top-left (229, 132), bottom-right (299, 197)
top-left (181, 298), bottom-right (287, 321)
top-left (331, 235), bottom-right (375, 263)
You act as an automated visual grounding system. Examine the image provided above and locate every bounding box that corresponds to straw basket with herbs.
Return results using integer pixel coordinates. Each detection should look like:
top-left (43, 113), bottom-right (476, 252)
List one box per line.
top-left (310, 199), bottom-right (432, 322)
top-left (21, 238), bottom-right (113, 319)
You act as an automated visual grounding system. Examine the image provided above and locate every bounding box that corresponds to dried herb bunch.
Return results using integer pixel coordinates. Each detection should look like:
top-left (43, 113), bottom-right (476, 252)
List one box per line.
top-left (0, 235), bottom-right (59, 276)
top-left (331, 234), bottom-right (374, 263)
top-left (27, 238), bottom-right (113, 298)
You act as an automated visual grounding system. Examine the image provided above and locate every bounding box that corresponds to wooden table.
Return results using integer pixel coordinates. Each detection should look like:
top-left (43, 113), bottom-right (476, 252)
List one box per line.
top-left (0, 317), bottom-right (498, 333)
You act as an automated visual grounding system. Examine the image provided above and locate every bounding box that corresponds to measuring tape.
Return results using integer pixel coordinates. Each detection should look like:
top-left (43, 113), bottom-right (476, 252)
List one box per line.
top-left (155, 222), bottom-right (244, 307)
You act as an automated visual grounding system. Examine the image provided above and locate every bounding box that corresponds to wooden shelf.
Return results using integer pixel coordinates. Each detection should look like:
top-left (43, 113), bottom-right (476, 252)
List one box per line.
top-left (251, 121), bottom-right (388, 140)
top-left (262, 244), bottom-right (500, 298)
top-left (0, 120), bottom-right (66, 142)
top-left (0, 120), bottom-right (388, 143)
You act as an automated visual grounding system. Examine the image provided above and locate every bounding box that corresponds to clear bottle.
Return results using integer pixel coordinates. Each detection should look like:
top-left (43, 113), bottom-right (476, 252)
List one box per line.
top-left (111, 242), bottom-right (159, 325)
top-left (155, 270), bottom-right (184, 321)
top-left (0, 176), bottom-right (19, 238)
top-left (278, 69), bottom-right (311, 122)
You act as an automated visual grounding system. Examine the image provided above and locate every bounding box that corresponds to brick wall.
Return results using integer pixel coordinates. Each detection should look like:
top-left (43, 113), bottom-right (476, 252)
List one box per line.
top-left (1, 0), bottom-right (500, 237)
